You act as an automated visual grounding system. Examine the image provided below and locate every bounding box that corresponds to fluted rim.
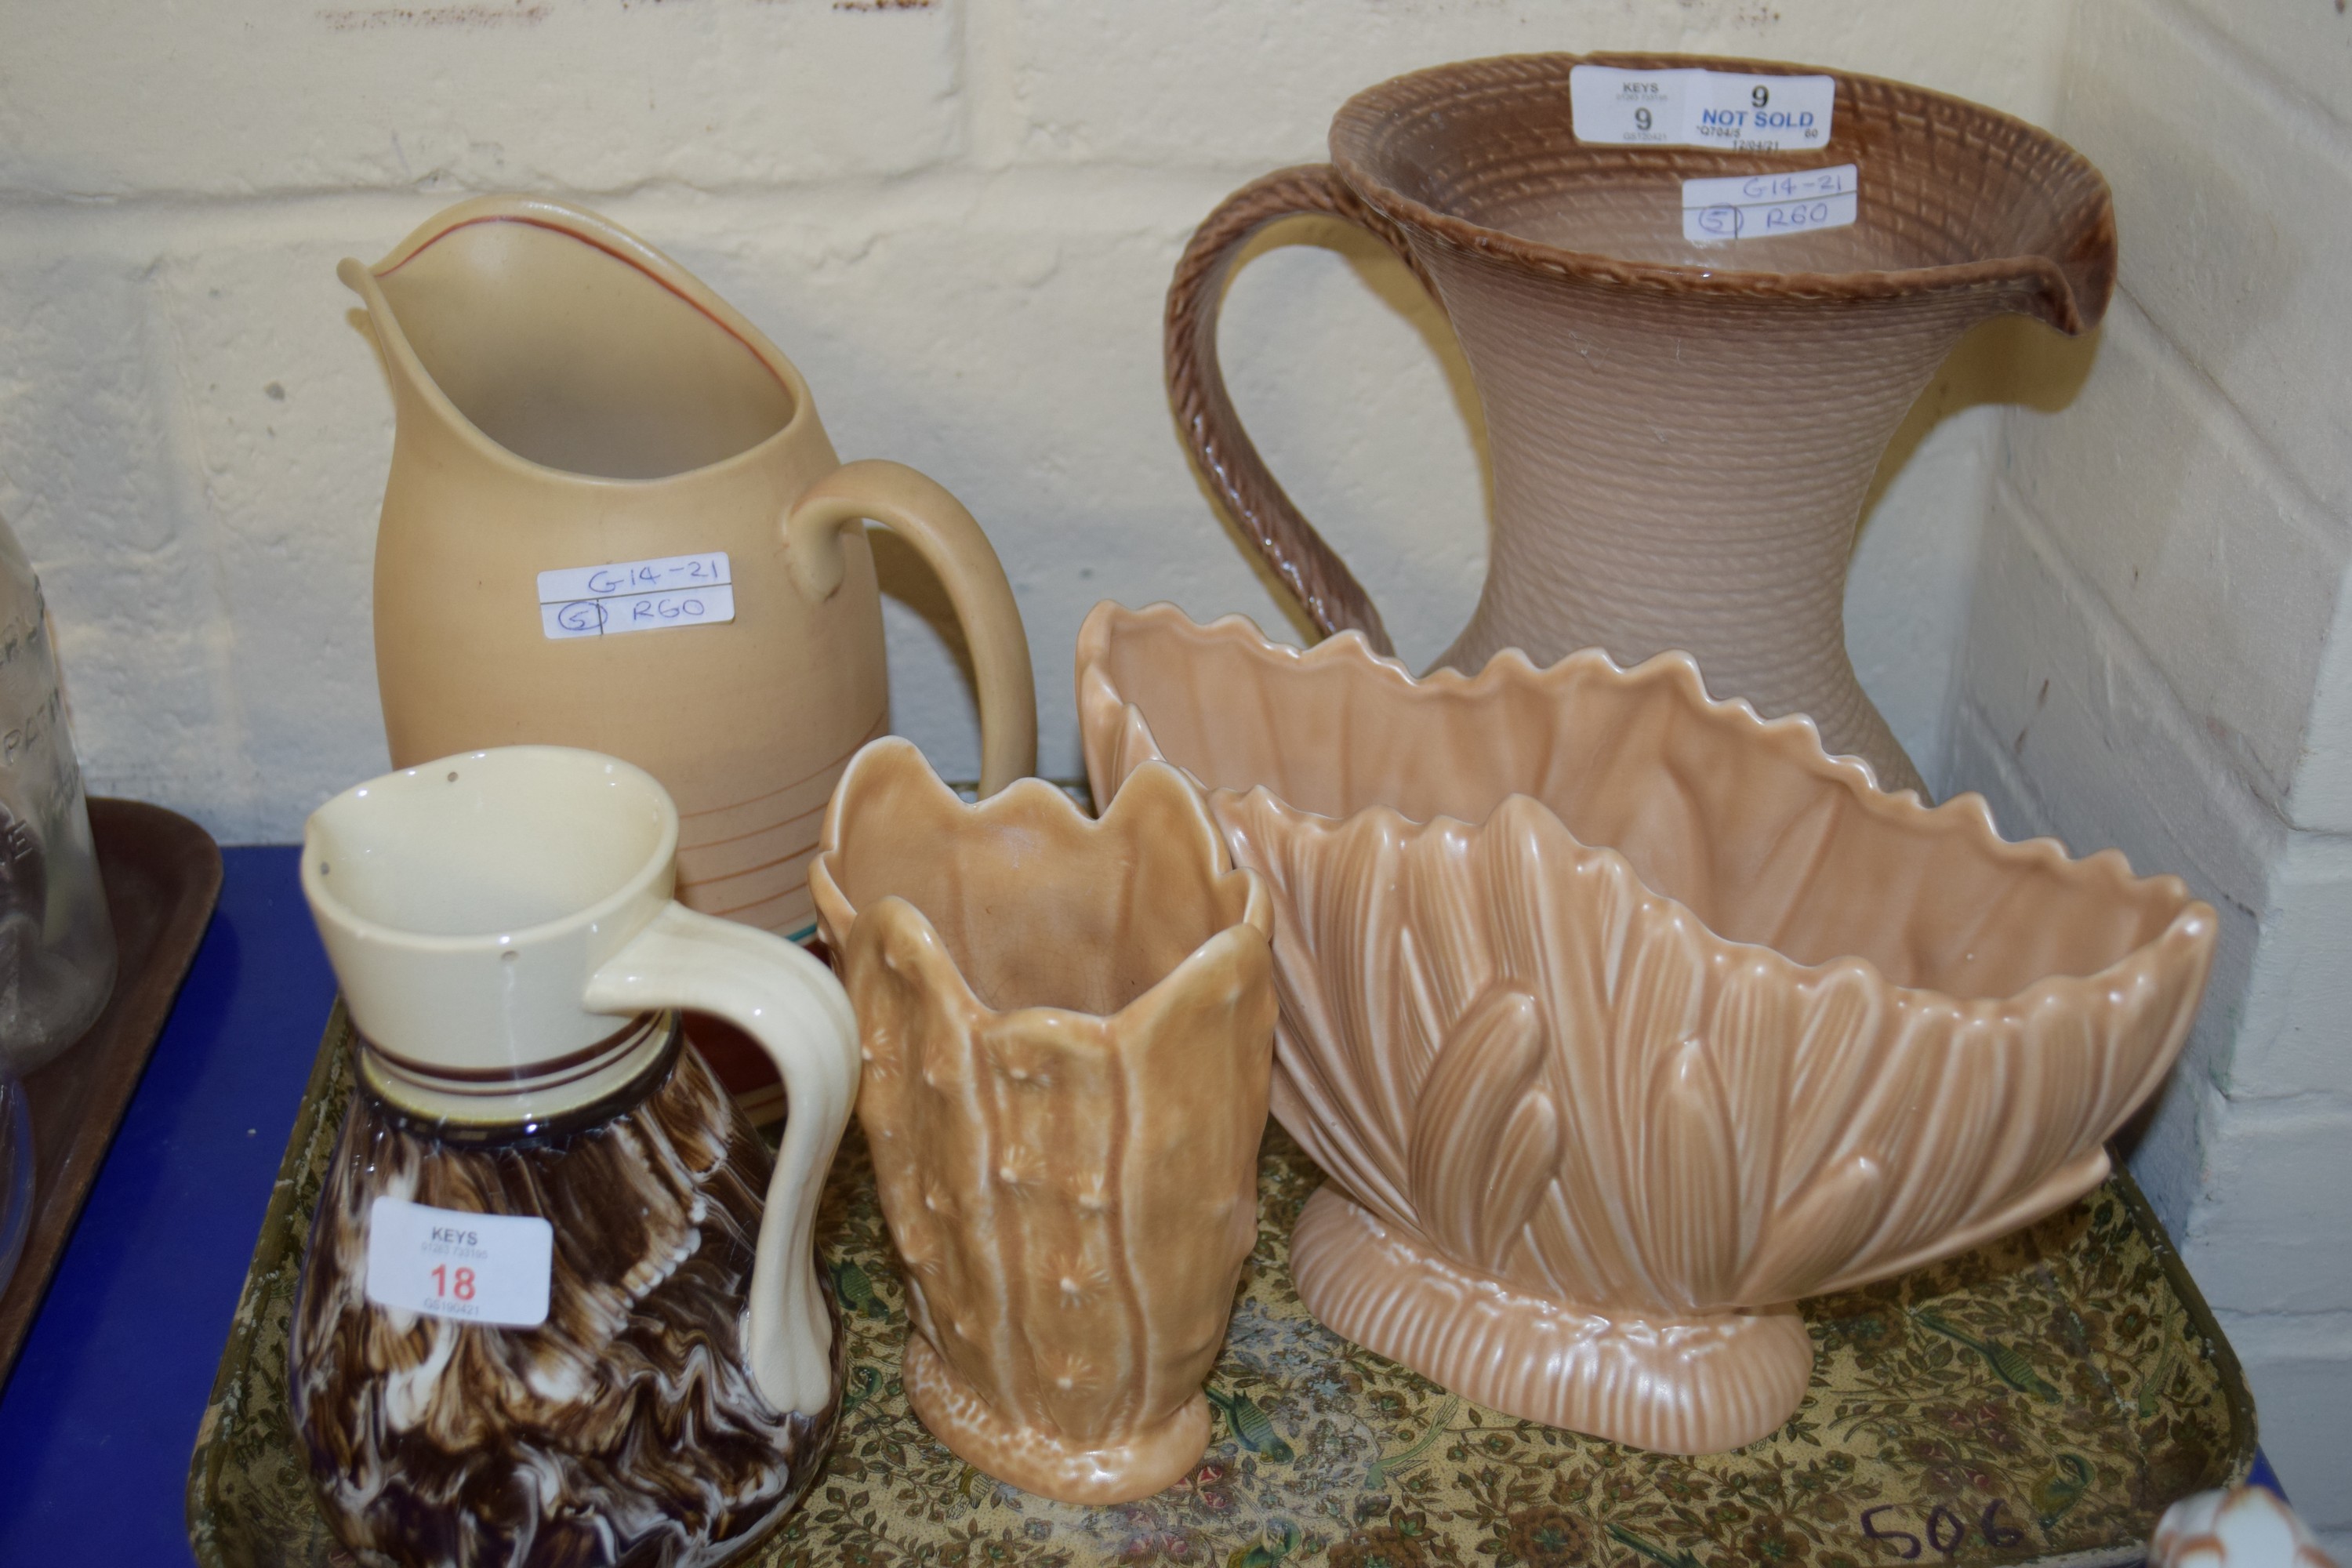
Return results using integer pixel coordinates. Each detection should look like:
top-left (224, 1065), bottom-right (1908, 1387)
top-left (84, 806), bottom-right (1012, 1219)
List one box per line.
top-left (1328, 52), bottom-right (2115, 332)
top-left (811, 737), bottom-right (1272, 1028)
top-left (1074, 600), bottom-right (2214, 1018)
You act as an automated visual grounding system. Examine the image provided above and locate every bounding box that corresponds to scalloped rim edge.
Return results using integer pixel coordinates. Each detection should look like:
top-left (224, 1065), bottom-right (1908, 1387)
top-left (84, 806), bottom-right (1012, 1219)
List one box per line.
top-left (1076, 600), bottom-right (2216, 1018)
top-left (812, 735), bottom-right (1272, 1030)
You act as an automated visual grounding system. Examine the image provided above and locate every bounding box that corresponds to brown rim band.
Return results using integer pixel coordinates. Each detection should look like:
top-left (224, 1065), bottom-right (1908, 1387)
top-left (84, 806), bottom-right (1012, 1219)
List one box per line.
top-left (355, 1015), bottom-right (687, 1146)
top-left (355, 1013), bottom-right (656, 1086)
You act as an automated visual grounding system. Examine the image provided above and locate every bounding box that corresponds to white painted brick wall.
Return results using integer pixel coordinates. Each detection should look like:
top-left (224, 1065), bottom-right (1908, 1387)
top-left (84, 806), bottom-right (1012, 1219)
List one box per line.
top-left (1951, 0), bottom-right (2352, 1540)
top-left (0, 0), bottom-right (2067, 829)
top-left (4, 0), bottom-right (2346, 1532)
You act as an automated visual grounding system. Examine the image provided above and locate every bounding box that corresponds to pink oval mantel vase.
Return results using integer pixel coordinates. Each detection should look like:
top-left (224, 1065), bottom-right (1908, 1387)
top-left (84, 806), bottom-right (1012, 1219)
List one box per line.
top-left (1077, 601), bottom-right (2213, 1456)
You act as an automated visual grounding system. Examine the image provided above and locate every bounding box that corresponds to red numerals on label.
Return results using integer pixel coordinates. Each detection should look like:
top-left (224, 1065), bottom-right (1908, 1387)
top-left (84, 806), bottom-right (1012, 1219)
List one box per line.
top-left (429, 1265), bottom-right (477, 1301)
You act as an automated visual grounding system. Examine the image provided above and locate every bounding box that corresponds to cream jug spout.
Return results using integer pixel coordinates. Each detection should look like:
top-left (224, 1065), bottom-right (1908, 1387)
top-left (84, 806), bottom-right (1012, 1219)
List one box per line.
top-left (338, 195), bottom-right (817, 483)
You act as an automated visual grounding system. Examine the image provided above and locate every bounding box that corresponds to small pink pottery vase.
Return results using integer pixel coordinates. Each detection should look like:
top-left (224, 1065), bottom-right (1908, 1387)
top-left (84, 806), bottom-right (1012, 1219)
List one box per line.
top-left (809, 739), bottom-right (1276, 1502)
top-left (1076, 601), bottom-right (2216, 1455)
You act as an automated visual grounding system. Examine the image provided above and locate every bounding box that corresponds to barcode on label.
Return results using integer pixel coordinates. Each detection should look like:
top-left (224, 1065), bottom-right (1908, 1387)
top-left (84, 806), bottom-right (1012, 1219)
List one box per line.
top-left (1569, 65), bottom-right (1835, 151)
top-left (538, 550), bottom-right (735, 641)
top-left (1682, 164), bottom-right (1860, 244)
top-left (365, 1196), bottom-right (554, 1327)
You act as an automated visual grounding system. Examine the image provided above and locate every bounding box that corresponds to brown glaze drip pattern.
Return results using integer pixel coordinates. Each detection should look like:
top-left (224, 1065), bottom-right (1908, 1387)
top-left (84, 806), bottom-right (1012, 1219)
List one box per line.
top-left (289, 1027), bottom-right (841, 1567)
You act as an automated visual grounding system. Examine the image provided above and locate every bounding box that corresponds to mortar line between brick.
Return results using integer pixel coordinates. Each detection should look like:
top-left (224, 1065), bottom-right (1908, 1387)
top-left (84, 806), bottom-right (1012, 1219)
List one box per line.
top-left (1986, 463), bottom-right (2298, 842)
top-left (0, 163), bottom-right (1319, 220)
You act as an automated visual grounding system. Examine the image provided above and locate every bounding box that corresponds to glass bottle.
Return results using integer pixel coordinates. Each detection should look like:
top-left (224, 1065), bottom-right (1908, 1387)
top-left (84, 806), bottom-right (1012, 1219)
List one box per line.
top-left (0, 514), bottom-right (113, 1074)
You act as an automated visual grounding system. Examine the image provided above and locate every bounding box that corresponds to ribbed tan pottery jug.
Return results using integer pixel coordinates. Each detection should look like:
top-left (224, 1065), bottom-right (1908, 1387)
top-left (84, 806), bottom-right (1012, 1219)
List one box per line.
top-left (811, 739), bottom-right (1276, 1502)
top-left (290, 746), bottom-right (861, 1567)
top-left (344, 196), bottom-right (1036, 940)
top-left (1079, 602), bottom-right (2215, 1454)
top-left (1168, 53), bottom-right (2117, 797)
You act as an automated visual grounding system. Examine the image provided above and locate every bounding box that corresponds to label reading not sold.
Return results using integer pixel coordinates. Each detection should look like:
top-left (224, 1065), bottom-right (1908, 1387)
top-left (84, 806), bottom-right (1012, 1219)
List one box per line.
top-left (1569, 65), bottom-right (1836, 152)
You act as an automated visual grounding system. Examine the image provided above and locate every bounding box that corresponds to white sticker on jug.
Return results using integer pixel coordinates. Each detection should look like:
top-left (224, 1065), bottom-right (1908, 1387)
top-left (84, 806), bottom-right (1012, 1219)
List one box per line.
top-left (1569, 65), bottom-right (1835, 151)
top-left (365, 1196), bottom-right (554, 1327)
top-left (538, 550), bottom-right (735, 641)
top-left (1682, 164), bottom-right (1859, 244)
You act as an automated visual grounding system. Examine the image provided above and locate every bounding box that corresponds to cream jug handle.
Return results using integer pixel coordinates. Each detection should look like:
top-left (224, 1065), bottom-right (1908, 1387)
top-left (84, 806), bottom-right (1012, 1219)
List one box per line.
top-left (583, 902), bottom-right (860, 1417)
top-left (783, 459), bottom-right (1038, 797)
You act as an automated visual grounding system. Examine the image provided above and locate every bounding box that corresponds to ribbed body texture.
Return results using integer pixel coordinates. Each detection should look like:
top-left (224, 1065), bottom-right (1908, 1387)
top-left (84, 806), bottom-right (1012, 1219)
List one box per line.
top-left (1168, 51), bottom-right (2118, 797)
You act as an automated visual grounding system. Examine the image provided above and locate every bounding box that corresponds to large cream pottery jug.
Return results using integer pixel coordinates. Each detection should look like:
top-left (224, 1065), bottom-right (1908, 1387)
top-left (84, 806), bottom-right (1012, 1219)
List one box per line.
top-left (343, 196), bottom-right (1036, 940)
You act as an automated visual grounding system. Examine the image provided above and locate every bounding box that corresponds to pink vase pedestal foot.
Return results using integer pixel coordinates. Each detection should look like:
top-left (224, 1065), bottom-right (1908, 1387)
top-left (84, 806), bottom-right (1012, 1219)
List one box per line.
top-left (902, 1334), bottom-right (1216, 1505)
top-left (1291, 1188), bottom-right (1814, 1455)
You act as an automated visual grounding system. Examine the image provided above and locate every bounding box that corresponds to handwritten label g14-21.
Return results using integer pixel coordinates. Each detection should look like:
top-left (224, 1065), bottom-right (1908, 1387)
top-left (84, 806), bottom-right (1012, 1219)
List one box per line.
top-left (537, 550), bottom-right (735, 641)
top-left (1682, 164), bottom-right (1860, 245)
top-left (365, 1196), bottom-right (553, 1327)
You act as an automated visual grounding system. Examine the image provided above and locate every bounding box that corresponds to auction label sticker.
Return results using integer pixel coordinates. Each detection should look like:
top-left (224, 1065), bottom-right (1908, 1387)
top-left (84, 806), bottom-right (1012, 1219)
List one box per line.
top-left (1569, 65), bottom-right (1835, 152)
top-left (538, 550), bottom-right (735, 641)
top-left (1682, 163), bottom-right (1859, 244)
top-left (365, 1196), bottom-right (554, 1327)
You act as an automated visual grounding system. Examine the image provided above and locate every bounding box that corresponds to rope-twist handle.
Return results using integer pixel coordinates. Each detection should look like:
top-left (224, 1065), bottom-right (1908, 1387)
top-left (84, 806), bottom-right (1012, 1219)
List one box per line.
top-left (1164, 165), bottom-right (1445, 655)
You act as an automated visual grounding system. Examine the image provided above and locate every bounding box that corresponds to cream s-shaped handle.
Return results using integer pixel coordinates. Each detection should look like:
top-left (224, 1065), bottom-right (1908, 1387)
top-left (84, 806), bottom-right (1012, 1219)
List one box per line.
top-left (783, 459), bottom-right (1039, 797)
top-left (583, 902), bottom-right (859, 1417)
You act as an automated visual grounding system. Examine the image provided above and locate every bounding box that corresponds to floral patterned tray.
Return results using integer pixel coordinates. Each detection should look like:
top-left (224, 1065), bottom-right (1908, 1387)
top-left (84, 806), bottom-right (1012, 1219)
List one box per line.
top-left (188, 1009), bottom-right (2252, 1568)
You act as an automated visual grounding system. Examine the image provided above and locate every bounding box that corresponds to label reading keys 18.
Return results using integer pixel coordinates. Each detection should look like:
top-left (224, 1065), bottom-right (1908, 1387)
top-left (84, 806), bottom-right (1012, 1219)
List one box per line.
top-left (1569, 65), bottom-right (1835, 152)
top-left (365, 1196), bottom-right (554, 1327)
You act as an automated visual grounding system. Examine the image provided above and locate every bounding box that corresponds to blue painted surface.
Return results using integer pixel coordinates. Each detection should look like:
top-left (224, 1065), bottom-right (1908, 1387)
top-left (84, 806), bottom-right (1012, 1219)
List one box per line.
top-left (0, 842), bottom-right (2292, 1562)
top-left (0, 846), bottom-right (334, 1566)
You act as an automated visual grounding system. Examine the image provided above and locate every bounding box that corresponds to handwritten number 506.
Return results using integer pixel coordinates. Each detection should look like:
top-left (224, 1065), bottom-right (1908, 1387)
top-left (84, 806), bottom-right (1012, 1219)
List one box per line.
top-left (1860, 1501), bottom-right (2024, 1559)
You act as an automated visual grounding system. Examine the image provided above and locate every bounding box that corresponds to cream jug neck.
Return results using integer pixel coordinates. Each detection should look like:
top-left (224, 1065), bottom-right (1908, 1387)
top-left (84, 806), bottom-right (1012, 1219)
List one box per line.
top-left (339, 194), bottom-right (824, 487)
top-left (352, 1009), bottom-right (677, 1134)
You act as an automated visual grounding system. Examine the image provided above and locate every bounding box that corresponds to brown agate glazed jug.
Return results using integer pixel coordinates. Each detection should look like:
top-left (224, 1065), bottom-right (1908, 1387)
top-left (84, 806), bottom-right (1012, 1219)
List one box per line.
top-left (1168, 53), bottom-right (2117, 797)
top-left (289, 747), bottom-right (860, 1567)
top-left (344, 195), bottom-right (1037, 942)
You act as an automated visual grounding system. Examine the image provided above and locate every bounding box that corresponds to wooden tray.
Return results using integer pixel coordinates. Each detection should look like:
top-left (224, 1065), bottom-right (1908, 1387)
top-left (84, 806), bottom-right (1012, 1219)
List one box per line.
top-left (0, 798), bottom-right (223, 1383)
top-left (191, 1005), bottom-right (2253, 1568)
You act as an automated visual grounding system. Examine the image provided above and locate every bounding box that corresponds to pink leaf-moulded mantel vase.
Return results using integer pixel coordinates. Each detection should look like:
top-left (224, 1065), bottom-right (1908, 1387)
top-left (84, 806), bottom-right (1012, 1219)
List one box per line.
top-left (1077, 601), bottom-right (2214, 1455)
